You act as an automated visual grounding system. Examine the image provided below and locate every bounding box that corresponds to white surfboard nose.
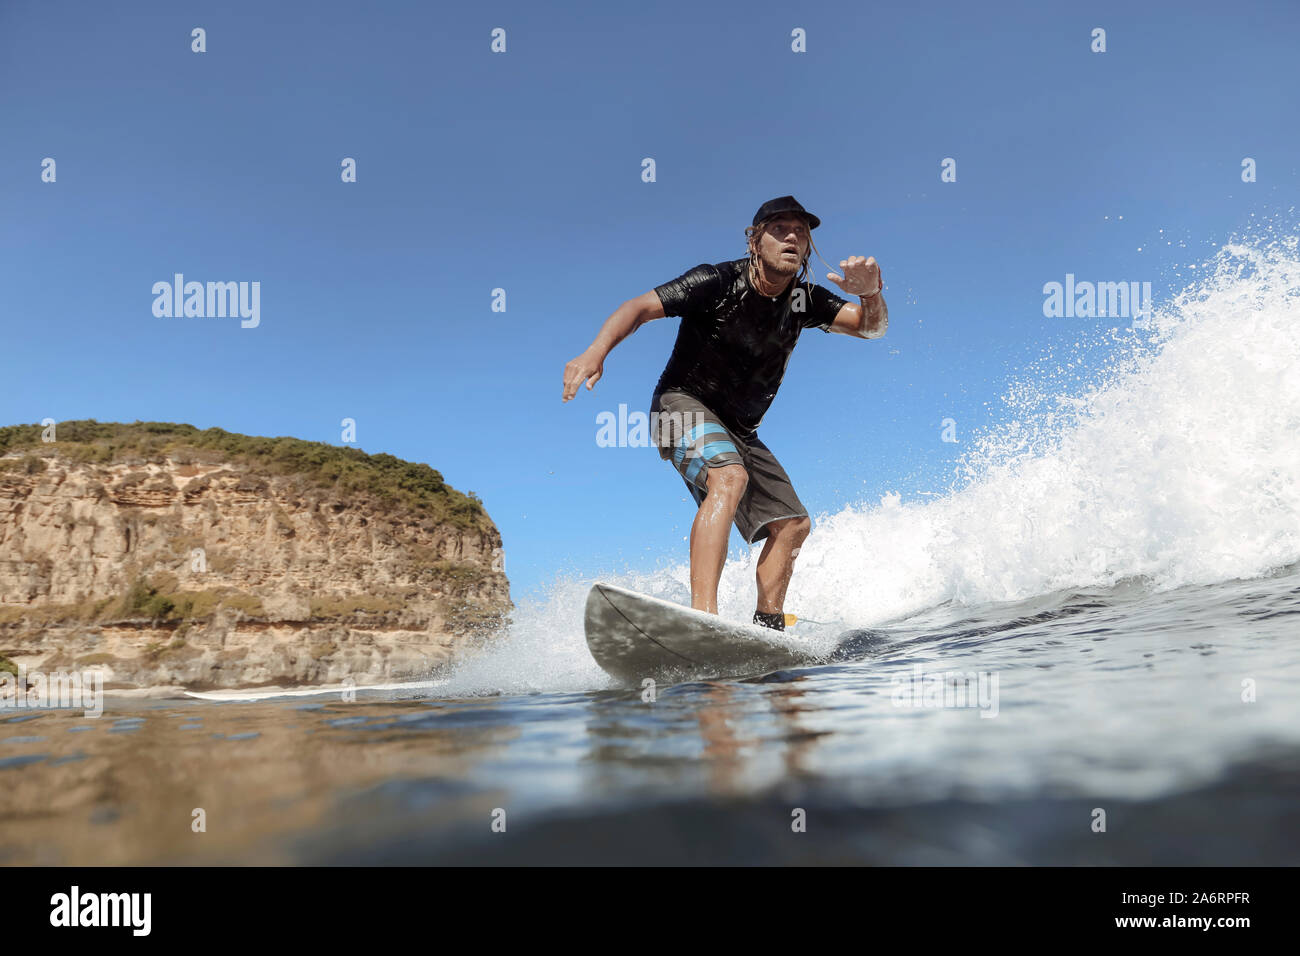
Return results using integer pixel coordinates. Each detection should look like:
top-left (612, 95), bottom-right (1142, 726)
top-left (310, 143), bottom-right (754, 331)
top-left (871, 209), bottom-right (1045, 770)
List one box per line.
top-left (583, 582), bottom-right (817, 683)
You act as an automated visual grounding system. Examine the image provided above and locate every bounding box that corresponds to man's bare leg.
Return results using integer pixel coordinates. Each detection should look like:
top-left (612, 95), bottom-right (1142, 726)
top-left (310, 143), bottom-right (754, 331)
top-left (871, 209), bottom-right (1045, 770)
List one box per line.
top-left (689, 463), bottom-right (748, 613)
top-left (755, 516), bottom-right (811, 615)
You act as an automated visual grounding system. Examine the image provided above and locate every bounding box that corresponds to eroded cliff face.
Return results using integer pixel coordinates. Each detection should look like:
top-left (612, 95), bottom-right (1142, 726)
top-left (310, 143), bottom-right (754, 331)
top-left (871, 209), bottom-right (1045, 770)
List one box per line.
top-left (0, 454), bottom-right (510, 691)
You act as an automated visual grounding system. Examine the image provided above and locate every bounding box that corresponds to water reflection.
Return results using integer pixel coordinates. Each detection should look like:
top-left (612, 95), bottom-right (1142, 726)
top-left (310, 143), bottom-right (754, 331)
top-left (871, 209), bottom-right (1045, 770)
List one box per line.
top-left (1, 569), bottom-right (1297, 865)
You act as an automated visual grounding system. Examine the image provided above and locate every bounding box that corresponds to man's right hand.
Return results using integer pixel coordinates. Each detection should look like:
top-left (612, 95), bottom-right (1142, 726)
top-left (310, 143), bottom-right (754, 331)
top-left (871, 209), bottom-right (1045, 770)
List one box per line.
top-left (562, 349), bottom-right (604, 402)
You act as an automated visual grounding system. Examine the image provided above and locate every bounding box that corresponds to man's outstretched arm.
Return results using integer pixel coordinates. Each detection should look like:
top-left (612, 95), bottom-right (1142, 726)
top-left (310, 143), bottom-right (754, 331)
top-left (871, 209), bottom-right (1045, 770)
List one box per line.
top-left (562, 290), bottom-right (666, 401)
top-left (826, 255), bottom-right (888, 339)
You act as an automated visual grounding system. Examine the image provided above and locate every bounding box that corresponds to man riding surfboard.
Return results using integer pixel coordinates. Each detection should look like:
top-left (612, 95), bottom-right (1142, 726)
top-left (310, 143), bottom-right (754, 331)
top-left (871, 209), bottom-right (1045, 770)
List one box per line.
top-left (563, 196), bottom-right (888, 629)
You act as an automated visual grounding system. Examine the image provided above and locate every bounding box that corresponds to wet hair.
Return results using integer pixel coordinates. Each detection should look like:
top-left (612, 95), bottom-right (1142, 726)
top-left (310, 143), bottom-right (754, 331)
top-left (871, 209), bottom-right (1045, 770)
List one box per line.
top-left (744, 217), bottom-right (837, 293)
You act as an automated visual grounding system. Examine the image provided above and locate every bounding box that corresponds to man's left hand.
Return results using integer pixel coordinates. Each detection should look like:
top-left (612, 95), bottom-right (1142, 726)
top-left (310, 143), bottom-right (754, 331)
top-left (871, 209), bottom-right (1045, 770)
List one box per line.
top-left (827, 255), bottom-right (881, 297)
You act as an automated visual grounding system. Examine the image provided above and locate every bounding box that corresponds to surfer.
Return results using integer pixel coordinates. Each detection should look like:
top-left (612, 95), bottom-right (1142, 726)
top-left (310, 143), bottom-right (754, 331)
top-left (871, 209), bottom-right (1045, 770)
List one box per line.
top-left (562, 196), bottom-right (887, 628)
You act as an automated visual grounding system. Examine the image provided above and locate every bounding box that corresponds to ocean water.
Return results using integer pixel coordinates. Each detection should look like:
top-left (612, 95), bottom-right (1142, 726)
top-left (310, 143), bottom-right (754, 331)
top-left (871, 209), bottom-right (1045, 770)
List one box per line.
top-left (2, 237), bottom-right (1298, 865)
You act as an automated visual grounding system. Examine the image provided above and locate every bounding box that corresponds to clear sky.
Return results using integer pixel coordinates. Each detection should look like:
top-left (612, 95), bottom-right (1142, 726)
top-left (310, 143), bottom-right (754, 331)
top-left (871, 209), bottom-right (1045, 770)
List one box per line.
top-left (2, 0), bottom-right (1297, 599)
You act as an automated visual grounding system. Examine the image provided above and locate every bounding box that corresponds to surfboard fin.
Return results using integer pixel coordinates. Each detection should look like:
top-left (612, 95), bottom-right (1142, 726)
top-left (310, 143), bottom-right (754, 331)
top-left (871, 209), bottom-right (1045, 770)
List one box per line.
top-left (784, 613), bottom-right (833, 626)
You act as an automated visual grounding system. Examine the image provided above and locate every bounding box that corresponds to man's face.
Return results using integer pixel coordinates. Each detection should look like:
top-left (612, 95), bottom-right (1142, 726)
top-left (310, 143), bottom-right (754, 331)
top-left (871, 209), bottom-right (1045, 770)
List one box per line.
top-left (757, 215), bottom-right (810, 276)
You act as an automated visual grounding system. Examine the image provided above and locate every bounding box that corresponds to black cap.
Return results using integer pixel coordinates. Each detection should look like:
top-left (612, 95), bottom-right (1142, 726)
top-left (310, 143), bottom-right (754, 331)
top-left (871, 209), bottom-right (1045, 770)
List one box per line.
top-left (752, 195), bottom-right (821, 230)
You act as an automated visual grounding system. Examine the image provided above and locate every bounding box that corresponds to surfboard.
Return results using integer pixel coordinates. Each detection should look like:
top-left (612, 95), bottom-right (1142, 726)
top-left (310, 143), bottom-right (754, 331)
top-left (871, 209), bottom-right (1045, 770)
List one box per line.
top-left (583, 582), bottom-right (821, 682)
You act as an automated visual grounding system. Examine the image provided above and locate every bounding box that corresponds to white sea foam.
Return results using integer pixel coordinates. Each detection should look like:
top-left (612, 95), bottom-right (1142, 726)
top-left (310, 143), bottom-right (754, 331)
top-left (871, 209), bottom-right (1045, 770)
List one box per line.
top-left (791, 235), bottom-right (1300, 624)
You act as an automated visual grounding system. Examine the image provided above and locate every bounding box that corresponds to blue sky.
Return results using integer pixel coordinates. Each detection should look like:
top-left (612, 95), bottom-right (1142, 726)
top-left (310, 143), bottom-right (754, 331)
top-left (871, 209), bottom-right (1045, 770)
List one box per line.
top-left (2, 0), bottom-right (1297, 599)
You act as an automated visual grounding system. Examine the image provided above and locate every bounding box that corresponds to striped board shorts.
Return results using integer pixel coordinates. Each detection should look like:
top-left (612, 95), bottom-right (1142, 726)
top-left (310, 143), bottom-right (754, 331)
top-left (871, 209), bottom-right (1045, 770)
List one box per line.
top-left (650, 389), bottom-right (809, 545)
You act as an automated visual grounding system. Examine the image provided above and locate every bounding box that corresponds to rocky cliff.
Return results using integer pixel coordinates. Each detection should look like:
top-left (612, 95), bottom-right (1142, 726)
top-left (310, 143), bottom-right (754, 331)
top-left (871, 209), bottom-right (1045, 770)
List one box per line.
top-left (0, 421), bottom-right (510, 692)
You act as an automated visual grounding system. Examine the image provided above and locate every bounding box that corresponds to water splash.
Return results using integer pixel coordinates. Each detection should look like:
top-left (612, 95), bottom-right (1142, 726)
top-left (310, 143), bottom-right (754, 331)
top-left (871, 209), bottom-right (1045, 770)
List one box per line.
top-left (794, 235), bottom-right (1300, 622)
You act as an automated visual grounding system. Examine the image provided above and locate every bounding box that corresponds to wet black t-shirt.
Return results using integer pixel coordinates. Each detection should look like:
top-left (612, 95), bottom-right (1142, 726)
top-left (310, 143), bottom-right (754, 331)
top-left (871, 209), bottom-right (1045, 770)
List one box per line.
top-left (651, 258), bottom-right (849, 439)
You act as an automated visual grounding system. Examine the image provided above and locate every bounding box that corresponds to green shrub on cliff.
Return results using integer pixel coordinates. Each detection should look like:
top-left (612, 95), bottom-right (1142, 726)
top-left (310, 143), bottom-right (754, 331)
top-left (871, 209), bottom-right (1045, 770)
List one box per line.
top-left (0, 420), bottom-right (488, 529)
top-left (0, 583), bottom-right (275, 627)
top-left (0, 455), bottom-right (46, 475)
top-left (118, 577), bottom-right (176, 620)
